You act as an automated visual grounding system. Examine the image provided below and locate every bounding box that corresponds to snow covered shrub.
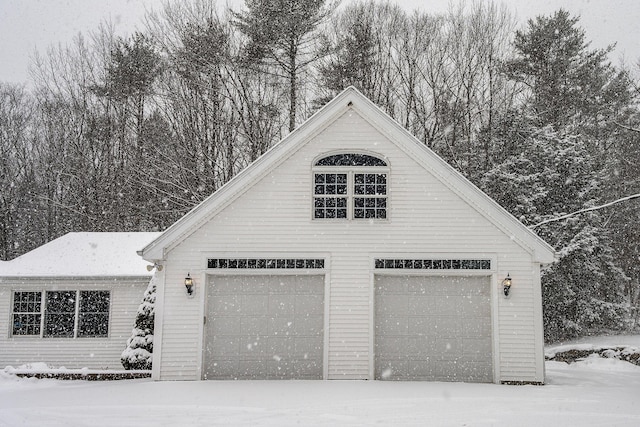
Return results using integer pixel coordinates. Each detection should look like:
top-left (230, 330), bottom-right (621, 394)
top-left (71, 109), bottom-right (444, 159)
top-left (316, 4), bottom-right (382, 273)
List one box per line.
top-left (121, 274), bottom-right (156, 370)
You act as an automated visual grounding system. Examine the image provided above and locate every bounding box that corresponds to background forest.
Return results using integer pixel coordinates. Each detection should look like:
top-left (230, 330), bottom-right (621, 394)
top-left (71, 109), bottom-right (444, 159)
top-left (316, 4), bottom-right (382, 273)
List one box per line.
top-left (1, 0), bottom-right (639, 343)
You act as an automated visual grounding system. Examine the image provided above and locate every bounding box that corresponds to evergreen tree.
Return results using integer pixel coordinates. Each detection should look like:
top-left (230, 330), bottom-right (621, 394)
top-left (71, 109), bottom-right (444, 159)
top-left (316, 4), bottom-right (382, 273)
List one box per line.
top-left (121, 274), bottom-right (156, 370)
top-left (482, 125), bottom-right (628, 342)
top-left (505, 9), bottom-right (616, 130)
top-left (232, 0), bottom-right (335, 131)
top-left (483, 9), bottom-right (635, 341)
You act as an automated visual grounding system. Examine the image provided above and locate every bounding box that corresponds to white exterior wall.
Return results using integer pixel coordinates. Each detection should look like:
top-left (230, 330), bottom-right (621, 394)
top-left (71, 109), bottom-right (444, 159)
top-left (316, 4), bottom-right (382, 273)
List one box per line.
top-left (0, 277), bottom-right (148, 369)
top-left (155, 109), bottom-right (544, 382)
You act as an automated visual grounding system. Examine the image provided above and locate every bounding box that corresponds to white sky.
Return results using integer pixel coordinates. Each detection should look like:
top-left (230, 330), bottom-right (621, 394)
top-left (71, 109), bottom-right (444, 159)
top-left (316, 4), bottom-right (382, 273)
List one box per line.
top-left (0, 0), bottom-right (639, 85)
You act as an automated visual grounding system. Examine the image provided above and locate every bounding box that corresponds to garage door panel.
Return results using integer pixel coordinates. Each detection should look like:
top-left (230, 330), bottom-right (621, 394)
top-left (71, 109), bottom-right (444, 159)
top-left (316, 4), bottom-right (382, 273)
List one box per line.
top-left (267, 276), bottom-right (297, 294)
top-left (376, 280), bottom-right (408, 294)
top-left (268, 294), bottom-right (296, 316)
top-left (408, 360), bottom-right (434, 378)
top-left (214, 280), bottom-right (244, 294)
top-left (431, 318), bottom-right (462, 337)
top-left (268, 317), bottom-right (295, 335)
top-left (296, 294), bottom-right (324, 314)
top-left (459, 317), bottom-right (491, 337)
top-left (210, 317), bottom-right (242, 335)
top-left (292, 315), bottom-right (324, 335)
top-left (266, 359), bottom-right (322, 379)
top-left (241, 280), bottom-right (268, 293)
top-left (209, 359), bottom-right (239, 378)
top-left (407, 281), bottom-right (436, 295)
top-left (408, 296), bottom-right (435, 315)
top-left (238, 360), bottom-right (267, 377)
top-left (375, 360), bottom-right (409, 380)
top-left (434, 339), bottom-right (463, 359)
top-left (295, 279), bottom-right (324, 294)
top-left (455, 282), bottom-right (489, 296)
top-left (240, 317), bottom-right (270, 335)
top-left (239, 336), bottom-right (268, 356)
top-left (376, 336), bottom-right (409, 356)
top-left (295, 337), bottom-right (323, 358)
top-left (204, 275), bottom-right (324, 380)
top-left (210, 295), bottom-right (240, 312)
top-left (375, 294), bottom-right (408, 314)
top-left (210, 336), bottom-right (240, 356)
top-left (375, 275), bottom-right (492, 382)
top-left (461, 296), bottom-right (491, 316)
top-left (267, 336), bottom-right (294, 355)
top-left (376, 316), bottom-right (408, 335)
top-left (462, 338), bottom-right (492, 357)
top-left (433, 296), bottom-right (467, 315)
top-left (407, 336), bottom-right (437, 355)
top-left (238, 295), bottom-right (269, 315)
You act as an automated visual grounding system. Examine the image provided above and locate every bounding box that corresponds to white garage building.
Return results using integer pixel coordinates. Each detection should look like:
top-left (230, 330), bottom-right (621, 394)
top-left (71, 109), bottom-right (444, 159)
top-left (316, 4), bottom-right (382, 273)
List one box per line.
top-left (140, 87), bottom-right (555, 383)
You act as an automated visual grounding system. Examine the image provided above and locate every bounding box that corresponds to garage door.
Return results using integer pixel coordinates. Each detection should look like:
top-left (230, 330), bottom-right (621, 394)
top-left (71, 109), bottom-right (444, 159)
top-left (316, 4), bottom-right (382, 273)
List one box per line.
top-left (203, 275), bottom-right (324, 379)
top-left (375, 275), bottom-right (492, 382)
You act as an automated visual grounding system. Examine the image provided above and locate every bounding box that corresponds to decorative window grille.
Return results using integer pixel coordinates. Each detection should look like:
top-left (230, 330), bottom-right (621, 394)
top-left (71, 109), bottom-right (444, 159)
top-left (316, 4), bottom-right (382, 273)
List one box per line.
top-left (374, 259), bottom-right (491, 270)
top-left (208, 258), bottom-right (325, 269)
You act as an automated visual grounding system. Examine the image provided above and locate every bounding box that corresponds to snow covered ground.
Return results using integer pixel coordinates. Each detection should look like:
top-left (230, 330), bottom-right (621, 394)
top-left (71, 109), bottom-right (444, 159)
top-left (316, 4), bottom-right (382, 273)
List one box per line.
top-left (1, 336), bottom-right (639, 427)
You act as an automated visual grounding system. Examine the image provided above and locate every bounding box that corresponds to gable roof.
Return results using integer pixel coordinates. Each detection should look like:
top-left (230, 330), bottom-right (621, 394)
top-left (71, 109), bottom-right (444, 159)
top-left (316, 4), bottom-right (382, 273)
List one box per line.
top-left (1, 232), bottom-right (161, 277)
top-left (140, 87), bottom-right (555, 264)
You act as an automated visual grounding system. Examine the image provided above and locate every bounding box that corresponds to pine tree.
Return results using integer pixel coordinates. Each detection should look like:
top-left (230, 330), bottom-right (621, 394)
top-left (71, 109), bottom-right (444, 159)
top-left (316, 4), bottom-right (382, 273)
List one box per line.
top-left (482, 125), bottom-right (628, 342)
top-left (505, 9), bottom-right (615, 130)
top-left (232, 0), bottom-right (335, 131)
top-left (121, 274), bottom-right (156, 370)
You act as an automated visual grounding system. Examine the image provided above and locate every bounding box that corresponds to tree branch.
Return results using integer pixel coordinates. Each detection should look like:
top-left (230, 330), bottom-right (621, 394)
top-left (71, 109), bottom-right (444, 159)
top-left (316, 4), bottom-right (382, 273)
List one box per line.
top-left (530, 193), bottom-right (640, 229)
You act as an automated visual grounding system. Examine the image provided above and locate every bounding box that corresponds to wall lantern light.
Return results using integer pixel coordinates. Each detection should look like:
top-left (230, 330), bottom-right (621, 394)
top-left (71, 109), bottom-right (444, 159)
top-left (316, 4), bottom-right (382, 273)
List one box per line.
top-left (184, 273), bottom-right (194, 296)
top-left (502, 273), bottom-right (512, 297)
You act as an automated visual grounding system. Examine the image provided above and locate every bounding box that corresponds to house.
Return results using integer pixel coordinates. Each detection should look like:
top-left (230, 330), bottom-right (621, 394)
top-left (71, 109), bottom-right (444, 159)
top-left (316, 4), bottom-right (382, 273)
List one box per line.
top-left (140, 87), bottom-right (556, 383)
top-left (0, 232), bottom-right (161, 370)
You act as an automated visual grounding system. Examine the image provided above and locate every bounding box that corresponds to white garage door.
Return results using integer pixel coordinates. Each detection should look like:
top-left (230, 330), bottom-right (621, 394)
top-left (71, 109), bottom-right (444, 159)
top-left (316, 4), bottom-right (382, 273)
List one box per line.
top-left (203, 275), bottom-right (324, 380)
top-left (375, 275), bottom-right (492, 382)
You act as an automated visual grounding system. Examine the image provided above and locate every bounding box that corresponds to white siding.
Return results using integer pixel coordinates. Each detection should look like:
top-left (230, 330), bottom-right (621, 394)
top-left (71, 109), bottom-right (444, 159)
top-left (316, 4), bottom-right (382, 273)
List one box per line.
top-left (0, 277), bottom-right (148, 369)
top-left (157, 109), bottom-right (543, 382)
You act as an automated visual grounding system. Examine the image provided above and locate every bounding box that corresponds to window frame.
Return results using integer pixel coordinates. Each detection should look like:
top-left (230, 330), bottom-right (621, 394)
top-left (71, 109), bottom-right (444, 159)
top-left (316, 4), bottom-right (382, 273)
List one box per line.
top-left (10, 289), bottom-right (111, 339)
top-left (11, 291), bottom-right (43, 337)
top-left (312, 153), bottom-right (390, 221)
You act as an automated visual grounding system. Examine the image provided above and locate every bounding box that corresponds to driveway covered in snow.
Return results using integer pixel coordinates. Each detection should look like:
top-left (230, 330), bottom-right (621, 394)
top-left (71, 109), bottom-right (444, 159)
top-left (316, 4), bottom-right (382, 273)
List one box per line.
top-left (1, 336), bottom-right (639, 426)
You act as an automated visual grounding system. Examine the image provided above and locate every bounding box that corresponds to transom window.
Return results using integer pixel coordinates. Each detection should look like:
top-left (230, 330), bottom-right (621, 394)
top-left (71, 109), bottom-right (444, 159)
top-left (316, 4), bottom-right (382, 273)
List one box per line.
top-left (11, 290), bottom-right (111, 338)
top-left (313, 153), bottom-right (388, 220)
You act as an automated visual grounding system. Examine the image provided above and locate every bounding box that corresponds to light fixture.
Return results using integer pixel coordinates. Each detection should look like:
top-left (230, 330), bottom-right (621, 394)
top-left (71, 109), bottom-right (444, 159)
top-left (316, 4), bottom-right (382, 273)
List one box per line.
top-left (502, 274), bottom-right (512, 297)
top-left (146, 262), bottom-right (163, 272)
top-left (184, 273), bottom-right (194, 296)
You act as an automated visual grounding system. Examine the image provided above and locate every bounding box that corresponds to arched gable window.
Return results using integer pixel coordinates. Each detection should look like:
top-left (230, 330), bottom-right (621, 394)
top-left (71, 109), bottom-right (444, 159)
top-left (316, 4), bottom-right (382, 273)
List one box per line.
top-left (313, 153), bottom-right (388, 220)
top-left (315, 153), bottom-right (387, 167)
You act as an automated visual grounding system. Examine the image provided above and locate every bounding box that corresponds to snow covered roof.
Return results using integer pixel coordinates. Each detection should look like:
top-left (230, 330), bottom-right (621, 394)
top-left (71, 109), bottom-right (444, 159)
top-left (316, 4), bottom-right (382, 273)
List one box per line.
top-left (0, 232), bottom-right (162, 277)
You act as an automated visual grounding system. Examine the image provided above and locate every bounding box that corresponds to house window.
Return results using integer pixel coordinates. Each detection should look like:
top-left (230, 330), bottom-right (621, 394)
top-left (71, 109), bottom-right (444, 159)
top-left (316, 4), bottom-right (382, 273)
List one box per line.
top-left (313, 153), bottom-right (388, 220)
top-left (45, 291), bottom-right (76, 337)
top-left (12, 291), bottom-right (42, 336)
top-left (11, 290), bottom-right (110, 338)
top-left (314, 173), bottom-right (348, 219)
top-left (78, 291), bottom-right (110, 337)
